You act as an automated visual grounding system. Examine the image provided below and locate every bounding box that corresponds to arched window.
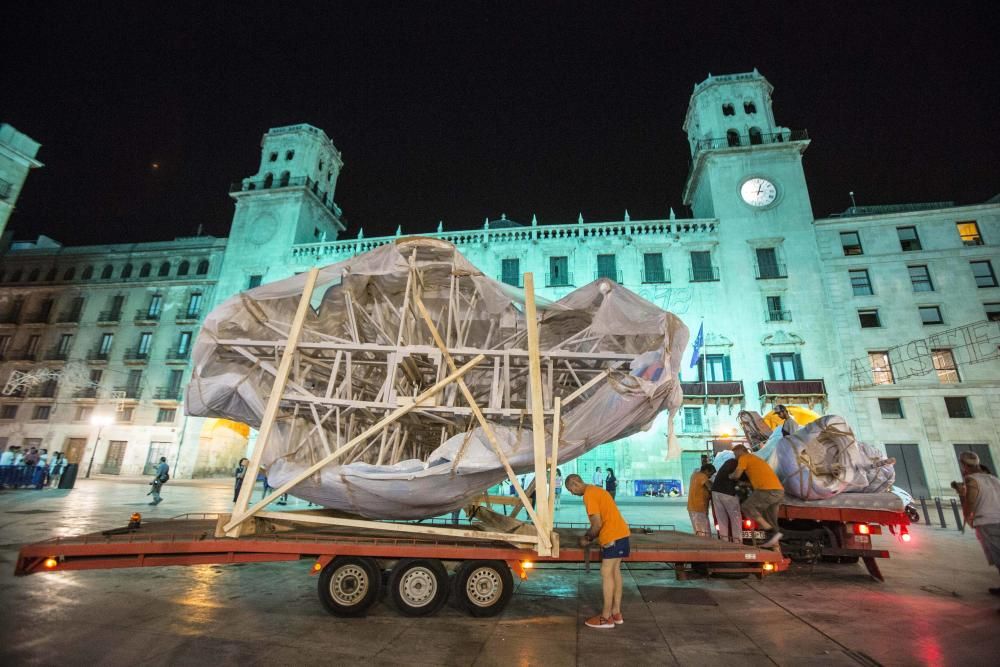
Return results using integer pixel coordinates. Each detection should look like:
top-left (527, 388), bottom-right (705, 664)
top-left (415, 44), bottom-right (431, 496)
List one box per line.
top-left (749, 127), bottom-right (763, 145)
top-left (121, 263), bottom-right (133, 279)
top-left (63, 267), bottom-right (76, 281)
top-left (726, 129), bottom-right (741, 147)
top-left (158, 262), bottom-right (171, 277)
top-left (11, 269), bottom-right (23, 282)
top-left (101, 264), bottom-right (113, 279)
top-left (196, 260), bottom-right (209, 275)
top-left (46, 267), bottom-right (58, 282)
top-left (279, 171), bottom-right (290, 187)
top-left (28, 268), bottom-right (41, 281)
top-left (263, 173), bottom-right (274, 189)
top-left (285, 150), bottom-right (295, 160)
top-left (178, 261), bottom-right (190, 276)
top-left (744, 101), bottom-right (757, 114)
top-left (722, 103), bottom-right (735, 117)
top-left (139, 263), bottom-right (151, 277)
top-left (82, 265), bottom-right (94, 279)
top-left (318, 160), bottom-right (324, 171)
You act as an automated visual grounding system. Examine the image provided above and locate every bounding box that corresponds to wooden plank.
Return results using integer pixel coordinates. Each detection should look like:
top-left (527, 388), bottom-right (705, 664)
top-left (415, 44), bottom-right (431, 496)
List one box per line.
top-left (229, 268), bottom-right (320, 536)
top-left (523, 272), bottom-right (551, 540)
top-left (547, 396), bottom-right (562, 530)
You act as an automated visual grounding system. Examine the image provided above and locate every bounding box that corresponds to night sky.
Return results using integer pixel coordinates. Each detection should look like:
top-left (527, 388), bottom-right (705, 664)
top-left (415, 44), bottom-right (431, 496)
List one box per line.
top-left (4, 3), bottom-right (998, 246)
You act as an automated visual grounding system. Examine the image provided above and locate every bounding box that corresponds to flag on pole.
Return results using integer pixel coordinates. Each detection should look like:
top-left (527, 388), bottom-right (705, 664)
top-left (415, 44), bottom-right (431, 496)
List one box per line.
top-left (689, 321), bottom-right (704, 369)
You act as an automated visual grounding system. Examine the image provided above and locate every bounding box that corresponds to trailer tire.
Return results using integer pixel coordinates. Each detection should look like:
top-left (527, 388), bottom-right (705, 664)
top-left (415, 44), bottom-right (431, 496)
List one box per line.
top-left (388, 559), bottom-right (449, 617)
top-left (318, 556), bottom-right (382, 617)
top-left (452, 560), bottom-right (513, 617)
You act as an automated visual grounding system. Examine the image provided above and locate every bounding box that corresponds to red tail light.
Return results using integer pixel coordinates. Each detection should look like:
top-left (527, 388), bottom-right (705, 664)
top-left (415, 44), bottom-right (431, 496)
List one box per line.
top-left (901, 526), bottom-right (911, 543)
top-left (853, 523), bottom-right (870, 535)
top-left (743, 518), bottom-right (755, 529)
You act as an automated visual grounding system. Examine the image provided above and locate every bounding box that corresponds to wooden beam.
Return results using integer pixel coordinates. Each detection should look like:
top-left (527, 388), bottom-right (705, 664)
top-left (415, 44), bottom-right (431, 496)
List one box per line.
top-left (547, 396), bottom-right (562, 530)
top-left (523, 272), bottom-right (551, 540)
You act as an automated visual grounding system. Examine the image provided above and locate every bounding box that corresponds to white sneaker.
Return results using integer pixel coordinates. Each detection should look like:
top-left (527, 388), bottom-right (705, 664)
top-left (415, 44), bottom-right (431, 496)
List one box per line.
top-left (760, 532), bottom-right (783, 548)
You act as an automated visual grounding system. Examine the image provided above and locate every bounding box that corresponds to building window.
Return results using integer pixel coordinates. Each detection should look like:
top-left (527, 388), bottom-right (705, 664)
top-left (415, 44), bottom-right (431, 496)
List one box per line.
top-left (932, 349), bottom-right (960, 383)
top-left (177, 331), bottom-right (193, 355)
top-left (139, 263), bottom-right (151, 277)
top-left (158, 262), bottom-right (171, 277)
top-left (46, 267), bottom-right (58, 282)
top-left (700, 354), bottom-right (732, 382)
top-left (186, 293), bottom-right (203, 318)
top-left (642, 253), bottom-right (667, 283)
top-left (117, 407), bottom-right (134, 423)
top-left (683, 407), bottom-right (703, 432)
top-left (971, 260), bottom-right (997, 288)
top-left (722, 103), bottom-right (735, 116)
top-left (248, 274), bottom-right (263, 289)
top-left (896, 226), bottom-right (922, 251)
top-left (57, 333), bottom-right (73, 354)
top-left (744, 101), bottom-right (757, 114)
top-left (858, 309), bottom-right (881, 328)
top-left (849, 269), bottom-right (873, 296)
top-left (748, 127), bottom-right (763, 145)
top-left (263, 173), bottom-right (273, 188)
top-left (690, 251), bottom-right (718, 282)
top-left (596, 254), bottom-right (618, 281)
top-left (869, 351), bottom-right (894, 385)
top-left (28, 268), bottom-right (40, 282)
top-left (957, 221), bottom-right (983, 246)
top-left (840, 231), bottom-right (863, 255)
top-left (944, 397), bottom-right (972, 418)
top-left (269, 152), bottom-right (278, 162)
top-left (177, 261), bottom-right (190, 276)
top-left (32, 405), bottom-right (51, 421)
top-left (755, 247), bottom-right (784, 279)
top-left (98, 333), bottom-right (114, 355)
top-left (0, 405), bottom-right (17, 420)
top-left (908, 265), bottom-right (934, 292)
top-left (500, 258), bottom-right (520, 286)
top-left (196, 260), bottom-right (209, 275)
top-left (767, 353), bottom-right (802, 381)
top-left (75, 406), bottom-right (93, 422)
top-left (878, 398), bottom-right (904, 419)
top-left (138, 332), bottom-right (153, 355)
top-left (766, 295), bottom-right (788, 321)
top-left (548, 256), bottom-right (570, 287)
top-left (285, 150), bottom-right (295, 160)
top-left (121, 263), bottom-right (133, 279)
top-left (147, 294), bottom-right (163, 318)
top-left (919, 306), bottom-right (943, 325)
top-left (156, 408), bottom-right (177, 423)
top-left (168, 369), bottom-right (183, 394)
top-left (100, 264), bottom-right (113, 279)
top-left (986, 302), bottom-right (1000, 322)
top-left (63, 267), bottom-right (76, 281)
top-left (726, 129), bottom-right (740, 147)
top-left (82, 265), bottom-right (94, 279)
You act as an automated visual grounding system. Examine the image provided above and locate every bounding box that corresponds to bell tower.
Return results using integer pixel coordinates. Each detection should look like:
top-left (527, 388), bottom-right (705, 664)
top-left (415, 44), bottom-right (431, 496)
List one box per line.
top-left (217, 124), bottom-right (346, 300)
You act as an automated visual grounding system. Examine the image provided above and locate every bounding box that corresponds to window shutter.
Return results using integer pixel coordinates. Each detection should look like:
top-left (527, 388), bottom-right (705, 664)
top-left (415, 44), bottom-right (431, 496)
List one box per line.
top-left (766, 355), bottom-right (775, 381)
top-left (722, 355), bottom-right (732, 382)
top-left (793, 353), bottom-right (804, 380)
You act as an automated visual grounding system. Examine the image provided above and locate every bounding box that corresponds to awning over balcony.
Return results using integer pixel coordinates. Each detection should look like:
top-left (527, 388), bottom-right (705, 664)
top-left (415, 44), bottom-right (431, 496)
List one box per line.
top-left (757, 379), bottom-right (827, 409)
top-left (681, 380), bottom-right (744, 407)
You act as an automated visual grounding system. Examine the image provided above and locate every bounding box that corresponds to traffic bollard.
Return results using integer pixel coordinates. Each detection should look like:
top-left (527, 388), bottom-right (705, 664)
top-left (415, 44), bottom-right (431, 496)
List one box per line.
top-left (920, 496), bottom-right (930, 525)
top-left (934, 497), bottom-right (947, 528)
top-left (950, 498), bottom-right (964, 533)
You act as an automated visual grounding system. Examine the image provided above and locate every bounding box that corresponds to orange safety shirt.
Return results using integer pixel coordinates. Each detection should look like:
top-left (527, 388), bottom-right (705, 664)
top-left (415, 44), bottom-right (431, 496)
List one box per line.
top-left (583, 485), bottom-right (631, 545)
top-left (686, 471), bottom-right (711, 511)
top-left (734, 454), bottom-right (784, 491)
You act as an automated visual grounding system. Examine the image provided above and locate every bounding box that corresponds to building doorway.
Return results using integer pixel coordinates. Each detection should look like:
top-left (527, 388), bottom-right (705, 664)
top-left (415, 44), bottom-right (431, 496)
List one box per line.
top-left (953, 444), bottom-right (997, 475)
top-left (144, 442), bottom-right (174, 475)
top-left (63, 438), bottom-right (88, 464)
top-left (101, 440), bottom-right (128, 475)
top-left (680, 450), bottom-right (710, 494)
top-left (885, 443), bottom-right (930, 499)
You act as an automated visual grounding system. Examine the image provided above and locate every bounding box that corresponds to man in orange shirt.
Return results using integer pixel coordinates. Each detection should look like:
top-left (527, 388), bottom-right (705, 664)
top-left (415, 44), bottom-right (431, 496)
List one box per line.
top-left (565, 474), bottom-right (630, 629)
top-left (687, 463), bottom-right (715, 537)
top-left (730, 444), bottom-right (785, 548)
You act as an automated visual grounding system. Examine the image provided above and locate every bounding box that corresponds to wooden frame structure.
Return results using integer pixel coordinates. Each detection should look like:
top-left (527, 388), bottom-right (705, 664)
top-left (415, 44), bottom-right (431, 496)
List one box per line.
top-left (215, 241), bottom-right (645, 556)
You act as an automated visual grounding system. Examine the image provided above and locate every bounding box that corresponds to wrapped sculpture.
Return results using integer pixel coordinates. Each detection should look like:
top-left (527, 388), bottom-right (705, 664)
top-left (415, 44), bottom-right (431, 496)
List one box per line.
top-left (187, 237), bottom-right (688, 518)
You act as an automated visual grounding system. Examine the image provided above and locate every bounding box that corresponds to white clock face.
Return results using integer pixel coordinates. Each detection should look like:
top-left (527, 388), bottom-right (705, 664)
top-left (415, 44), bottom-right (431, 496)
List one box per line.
top-left (740, 178), bottom-right (778, 207)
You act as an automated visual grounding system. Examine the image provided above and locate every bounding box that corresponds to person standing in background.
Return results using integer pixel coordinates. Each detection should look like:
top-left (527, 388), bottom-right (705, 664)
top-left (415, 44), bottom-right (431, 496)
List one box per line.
top-left (592, 466), bottom-right (603, 489)
top-left (554, 468), bottom-right (564, 509)
top-left (233, 457), bottom-right (249, 502)
top-left (712, 455), bottom-right (744, 541)
top-left (605, 468), bottom-right (618, 499)
top-left (687, 464), bottom-right (714, 536)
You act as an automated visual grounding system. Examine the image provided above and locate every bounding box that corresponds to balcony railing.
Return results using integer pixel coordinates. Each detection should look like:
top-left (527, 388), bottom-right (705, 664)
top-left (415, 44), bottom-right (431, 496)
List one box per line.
top-left (135, 309), bottom-right (161, 322)
top-left (497, 274), bottom-right (523, 288)
top-left (44, 348), bottom-right (70, 361)
top-left (166, 347), bottom-right (191, 362)
top-left (766, 309), bottom-right (792, 322)
top-left (73, 387), bottom-right (99, 399)
top-left (112, 385), bottom-right (143, 400)
top-left (56, 310), bottom-right (83, 324)
top-left (23, 310), bottom-right (52, 324)
top-left (689, 266), bottom-right (720, 282)
top-left (123, 348), bottom-right (150, 363)
top-left (546, 272), bottom-right (574, 288)
top-left (153, 386), bottom-right (183, 401)
top-left (595, 270), bottom-right (623, 283)
top-left (641, 269), bottom-right (671, 284)
top-left (6, 349), bottom-right (37, 361)
top-left (681, 381), bottom-right (745, 405)
top-left (0, 312), bottom-right (21, 324)
top-left (87, 349), bottom-right (111, 361)
top-left (97, 310), bottom-right (122, 323)
top-left (758, 379), bottom-right (827, 406)
top-left (27, 383), bottom-right (58, 399)
top-left (691, 129), bottom-right (809, 154)
top-left (231, 175), bottom-right (343, 218)
top-left (754, 263), bottom-right (788, 280)
top-left (176, 310), bottom-right (201, 322)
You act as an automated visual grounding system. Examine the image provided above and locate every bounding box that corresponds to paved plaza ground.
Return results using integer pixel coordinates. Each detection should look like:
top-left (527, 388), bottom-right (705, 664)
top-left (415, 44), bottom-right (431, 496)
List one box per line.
top-left (1, 477), bottom-right (998, 666)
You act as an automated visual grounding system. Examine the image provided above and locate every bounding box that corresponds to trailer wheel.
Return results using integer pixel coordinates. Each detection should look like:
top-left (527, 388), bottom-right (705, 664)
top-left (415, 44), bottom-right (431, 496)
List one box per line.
top-left (318, 556), bottom-right (382, 617)
top-left (388, 559), bottom-right (449, 616)
top-left (452, 560), bottom-right (513, 617)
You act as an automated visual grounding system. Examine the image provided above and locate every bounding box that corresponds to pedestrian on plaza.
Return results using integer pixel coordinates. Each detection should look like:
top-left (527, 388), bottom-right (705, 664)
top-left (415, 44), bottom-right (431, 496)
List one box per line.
top-left (953, 451), bottom-right (1000, 601)
top-left (712, 455), bottom-right (744, 541)
top-left (147, 457), bottom-right (169, 506)
top-left (233, 457), bottom-right (249, 502)
top-left (48, 452), bottom-right (65, 487)
top-left (687, 463), bottom-right (714, 537)
top-left (605, 468), bottom-right (618, 500)
top-left (0, 445), bottom-right (14, 466)
top-left (554, 468), bottom-right (564, 509)
top-left (774, 404), bottom-right (800, 436)
top-left (730, 445), bottom-right (785, 548)
top-left (564, 474), bottom-right (630, 629)
top-left (13, 447), bottom-right (24, 466)
top-left (23, 447), bottom-right (39, 466)
top-left (37, 449), bottom-right (49, 467)
top-left (592, 466), bottom-right (603, 489)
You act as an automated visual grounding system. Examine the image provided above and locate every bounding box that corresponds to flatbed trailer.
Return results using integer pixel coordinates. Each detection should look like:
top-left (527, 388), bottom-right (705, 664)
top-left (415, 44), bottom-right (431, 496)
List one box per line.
top-left (16, 514), bottom-right (787, 617)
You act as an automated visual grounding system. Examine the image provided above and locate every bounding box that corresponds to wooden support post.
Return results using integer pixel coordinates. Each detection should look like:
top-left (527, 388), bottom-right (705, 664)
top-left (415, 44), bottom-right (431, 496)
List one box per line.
top-left (547, 396), bottom-right (562, 531)
top-left (223, 353), bottom-right (486, 533)
top-left (523, 272), bottom-right (551, 541)
top-left (229, 268), bottom-right (320, 536)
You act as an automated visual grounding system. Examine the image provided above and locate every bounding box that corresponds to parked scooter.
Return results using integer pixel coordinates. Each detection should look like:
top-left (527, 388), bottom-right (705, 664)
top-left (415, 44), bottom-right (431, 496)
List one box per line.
top-left (891, 486), bottom-right (921, 523)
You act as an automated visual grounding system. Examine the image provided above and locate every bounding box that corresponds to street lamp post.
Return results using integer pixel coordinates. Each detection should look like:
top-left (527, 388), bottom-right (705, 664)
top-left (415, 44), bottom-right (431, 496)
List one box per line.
top-left (85, 414), bottom-right (113, 479)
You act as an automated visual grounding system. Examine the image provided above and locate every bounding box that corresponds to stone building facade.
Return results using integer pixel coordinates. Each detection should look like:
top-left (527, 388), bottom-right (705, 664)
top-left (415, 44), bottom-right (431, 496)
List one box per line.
top-left (1, 71), bottom-right (997, 496)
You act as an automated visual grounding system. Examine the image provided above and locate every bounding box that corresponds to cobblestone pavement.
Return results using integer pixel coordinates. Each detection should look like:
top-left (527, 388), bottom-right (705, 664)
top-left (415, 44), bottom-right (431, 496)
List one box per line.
top-left (1, 477), bottom-right (998, 666)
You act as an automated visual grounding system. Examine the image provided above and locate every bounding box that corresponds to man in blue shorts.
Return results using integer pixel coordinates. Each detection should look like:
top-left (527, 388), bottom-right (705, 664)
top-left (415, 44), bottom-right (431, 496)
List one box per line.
top-left (565, 474), bottom-right (630, 629)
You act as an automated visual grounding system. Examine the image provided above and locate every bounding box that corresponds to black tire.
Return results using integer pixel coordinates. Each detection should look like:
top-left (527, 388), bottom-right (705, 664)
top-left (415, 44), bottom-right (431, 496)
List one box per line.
top-left (451, 560), bottom-right (513, 617)
top-left (906, 507), bottom-right (921, 523)
top-left (388, 559), bottom-right (449, 617)
top-left (318, 556), bottom-right (382, 617)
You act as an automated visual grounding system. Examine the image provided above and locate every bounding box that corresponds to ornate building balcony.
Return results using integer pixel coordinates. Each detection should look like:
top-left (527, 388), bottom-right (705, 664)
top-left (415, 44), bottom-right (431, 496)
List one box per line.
top-left (6, 349), bottom-right (37, 362)
top-left (546, 272), bottom-right (574, 288)
top-left (641, 269), bottom-right (671, 284)
top-left (44, 348), bottom-right (69, 362)
top-left (87, 349), bottom-right (111, 362)
top-left (153, 386), bottom-right (183, 402)
top-left (166, 347), bottom-right (191, 363)
top-left (26, 382), bottom-right (59, 399)
top-left (691, 129), bottom-right (809, 154)
top-left (134, 309), bottom-right (161, 323)
top-left (689, 266), bottom-right (720, 282)
top-left (176, 310), bottom-right (201, 323)
top-left (55, 310), bottom-right (83, 324)
top-left (123, 348), bottom-right (150, 364)
top-left (0, 311), bottom-right (21, 325)
top-left (595, 270), bottom-right (623, 283)
top-left (97, 310), bottom-right (123, 324)
top-left (681, 381), bottom-right (745, 406)
top-left (754, 262), bottom-right (788, 280)
top-left (23, 310), bottom-right (52, 325)
top-left (766, 309), bottom-right (792, 322)
top-left (73, 387), bottom-right (99, 399)
top-left (757, 379), bottom-right (827, 409)
top-left (112, 385), bottom-right (143, 400)
top-left (497, 274), bottom-right (523, 288)
top-left (231, 175), bottom-right (342, 218)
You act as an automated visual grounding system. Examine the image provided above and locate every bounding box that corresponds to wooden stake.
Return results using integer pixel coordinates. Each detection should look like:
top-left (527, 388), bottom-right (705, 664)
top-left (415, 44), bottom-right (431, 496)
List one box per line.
top-left (523, 272), bottom-right (551, 539)
top-left (547, 396), bottom-right (562, 530)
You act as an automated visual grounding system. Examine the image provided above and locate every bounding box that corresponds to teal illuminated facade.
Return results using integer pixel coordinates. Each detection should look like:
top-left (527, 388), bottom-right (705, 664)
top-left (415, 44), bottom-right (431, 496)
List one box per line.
top-left (1, 71), bottom-right (997, 496)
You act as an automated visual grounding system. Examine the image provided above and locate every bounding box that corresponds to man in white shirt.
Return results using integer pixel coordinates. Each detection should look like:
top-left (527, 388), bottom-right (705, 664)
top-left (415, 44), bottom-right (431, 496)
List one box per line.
top-left (592, 467), bottom-right (603, 489)
top-left (775, 404), bottom-right (800, 436)
top-left (0, 446), bottom-right (14, 466)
